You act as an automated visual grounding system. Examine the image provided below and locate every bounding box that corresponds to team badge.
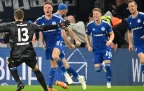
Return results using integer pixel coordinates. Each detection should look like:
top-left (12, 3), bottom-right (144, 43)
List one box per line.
top-left (101, 27), bottom-right (105, 31)
top-left (52, 21), bottom-right (56, 25)
top-left (137, 19), bottom-right (141, 23)
top-left (130, 22), bottom-right (131, 25)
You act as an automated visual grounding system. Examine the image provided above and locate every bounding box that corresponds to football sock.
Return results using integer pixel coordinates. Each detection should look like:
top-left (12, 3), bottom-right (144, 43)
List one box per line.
top-left (57, 67), bottom-right (63, 81)
top-left (57, 59), bottom-right (67, 73)
top-left (33, 69), bottom-right (48, 91)
top-left (48, 68), bottom-right (56, 88)
top-left (67, 66), bottom-right (79, 78)
top-left (8, 64), bottom-right (21, 83)
top-left (105, 63), bottom-right (112, 83)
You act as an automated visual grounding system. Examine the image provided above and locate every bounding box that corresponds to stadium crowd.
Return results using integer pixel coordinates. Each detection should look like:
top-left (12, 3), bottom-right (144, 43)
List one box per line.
top-left (0, 0), bottom-right (143, 49)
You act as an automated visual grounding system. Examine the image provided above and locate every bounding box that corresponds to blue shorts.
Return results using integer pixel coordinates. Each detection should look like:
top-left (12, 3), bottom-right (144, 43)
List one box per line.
top-left (134, 45), bottom-right (144, 54)
top-left (93, 48), bottom-right (112, 64)
top-left (45, 41), bottom-right (65, 60)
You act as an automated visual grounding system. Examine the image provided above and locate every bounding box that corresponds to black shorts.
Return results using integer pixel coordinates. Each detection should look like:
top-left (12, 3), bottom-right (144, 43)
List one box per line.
top-left (8, 56), bottom-right (37, 69)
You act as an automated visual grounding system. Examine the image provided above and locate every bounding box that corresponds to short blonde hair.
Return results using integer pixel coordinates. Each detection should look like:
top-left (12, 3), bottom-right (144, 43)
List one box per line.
top-left (92, 8), bottom-right (102, 13)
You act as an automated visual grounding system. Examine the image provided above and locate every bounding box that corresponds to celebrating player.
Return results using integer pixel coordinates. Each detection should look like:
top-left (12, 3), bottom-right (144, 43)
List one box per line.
top-left (0, 9), bottom-right (67, 91)
top-left (127, 0), bottom-right (144, 78)
top-left (53, 3), bottom-right (86, 90)
top-left (35, 2), bottom-right (86, 91)
top-left (85, 8), bottom-right (114, 88)
top-left (35, 2), bottom-right (75, 91)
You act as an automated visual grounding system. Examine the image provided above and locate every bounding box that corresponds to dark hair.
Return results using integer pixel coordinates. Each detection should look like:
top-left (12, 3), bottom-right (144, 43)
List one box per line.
top-left (89, 13), bottom-right (93, 17)
top-left (128, 0), bottom-right (137, 5)
top-left (92, 8), bottom-right (102, 13)
top-left (14, 9), bottom-right (24, 20)
top-left (44, 1), bottom-right (53, 7)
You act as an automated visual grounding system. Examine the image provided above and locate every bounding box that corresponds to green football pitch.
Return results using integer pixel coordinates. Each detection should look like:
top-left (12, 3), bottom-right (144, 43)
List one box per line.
top-left (0, 85), bottom-right (143, 91)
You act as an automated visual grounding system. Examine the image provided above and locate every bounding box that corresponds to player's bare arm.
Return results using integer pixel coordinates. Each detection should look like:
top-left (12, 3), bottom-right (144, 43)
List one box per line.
top-left (85, 34), bottom-right (92, 52)
top-left (39, 32), bottom-right (46, 50)
top-left (106, 31), bottom-right (114, 46)
top-left (65, 27), bottom-right (81, 46)
top-left (128, 30), bottom-right (134, 51)
top-left (61, 29), bottom-right (75, 50)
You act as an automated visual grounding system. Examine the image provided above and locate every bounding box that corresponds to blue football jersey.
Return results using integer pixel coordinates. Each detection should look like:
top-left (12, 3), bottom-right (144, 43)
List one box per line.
top-left (53, 13), bottom-right (64, 21)
top-left (86, 20), bottom-right (112, 53)
top-left (126, 12), bottom-right (144, 46)
top-left (35, 15), bottom-right (64, 49)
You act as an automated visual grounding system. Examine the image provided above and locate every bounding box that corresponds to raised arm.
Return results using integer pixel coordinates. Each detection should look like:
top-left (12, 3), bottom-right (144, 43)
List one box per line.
top-left (0, 23), bottom-right (11, 32)
top-left (34, 20), bottom-right (69, 31)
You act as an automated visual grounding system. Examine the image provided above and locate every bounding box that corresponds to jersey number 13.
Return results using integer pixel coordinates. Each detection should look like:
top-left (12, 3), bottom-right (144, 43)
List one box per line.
top-left (18, 28), bottom-right (29, 42)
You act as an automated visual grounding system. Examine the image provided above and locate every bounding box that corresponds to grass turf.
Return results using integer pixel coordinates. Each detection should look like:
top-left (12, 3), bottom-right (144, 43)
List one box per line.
top-left (0, 85), bottom-right (143, 91)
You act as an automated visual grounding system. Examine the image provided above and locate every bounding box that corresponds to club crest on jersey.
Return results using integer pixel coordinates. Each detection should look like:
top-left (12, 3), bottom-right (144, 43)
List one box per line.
top-left (52, 21), bottom-right (56, 25)
top-left (137, 19), bottom-right (141, 23)
top-left (92, 28), bottom-right (95, 31)
top-left (130, 22), bottom-right (131, 25)
top-left (101, 27), bottom-right (105, 31)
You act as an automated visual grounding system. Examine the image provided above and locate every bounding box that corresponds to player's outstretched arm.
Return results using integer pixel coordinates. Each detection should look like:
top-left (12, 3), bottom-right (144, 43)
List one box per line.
top-left (65, 27), bottom-right (81, 46)
top-left (61, 30), bottom-right (75, 50)
top-left (0, 23), bottom-right (11, 32)
top-left (34, 24), bottom-right (60, 31)
top-left (0, 25), bottom-right (10, 32)
top-left (34, 20), bottom-right (69, 31)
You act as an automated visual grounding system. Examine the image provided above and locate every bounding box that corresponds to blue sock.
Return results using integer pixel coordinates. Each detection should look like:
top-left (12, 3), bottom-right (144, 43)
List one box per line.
top-left (48, 68), bottom-right (56, 88)
top-left (57, 67), bottom-right (63, 81)
top-left (141, 64), bottom-right (144, 74)
top-left (105, 64), bottom-right (112, 83)
top-left (57, 59), bottom-right (67, 73)
top-left (67, 66), bottom-right (78, 78)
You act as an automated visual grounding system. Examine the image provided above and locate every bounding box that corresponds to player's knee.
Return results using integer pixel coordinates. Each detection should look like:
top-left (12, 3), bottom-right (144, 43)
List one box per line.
top-left (64, 63), bottom-right (69, 69)
top-left (51, 65), bottom-right (57, 68)
top-left (8, 64), bottom-right (17, 70)
top-left (32, 64), bottom-right (39, 71)
top-left (52, 56), bottom-right (59, 61)
top-left (65, 65), bottom-right (70, 69)
top-left (95, 66), bottom-right (102, 72)
top-left (105, 63), bottom-right (111, 69)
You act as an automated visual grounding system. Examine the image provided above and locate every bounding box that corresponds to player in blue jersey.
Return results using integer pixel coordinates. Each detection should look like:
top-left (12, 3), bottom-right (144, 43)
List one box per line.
top-left (127, 0), bottom-right (144, 79)
top-left (36, 3), bottom-right (86, 90)
top-left (85, 8), bottom-right (114, 88)
top-left (35, 2), bottom-right (74, 91)
top-left (52, 3), bottom-right (86, 90)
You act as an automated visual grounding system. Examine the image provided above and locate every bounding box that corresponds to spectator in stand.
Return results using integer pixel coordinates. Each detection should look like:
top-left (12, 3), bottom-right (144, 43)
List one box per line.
top-left (111, 0), bottom-right (130, 20)
top-left (67, 15), bottom-right (86, 47)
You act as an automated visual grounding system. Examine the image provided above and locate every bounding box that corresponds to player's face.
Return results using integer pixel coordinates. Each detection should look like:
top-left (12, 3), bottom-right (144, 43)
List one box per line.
top-left (43, 4), bottom-right (53, 16)
top-left (128, 2), bottom-right (137, 14)
top-left (93, 11), bottom-right (101, 21)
